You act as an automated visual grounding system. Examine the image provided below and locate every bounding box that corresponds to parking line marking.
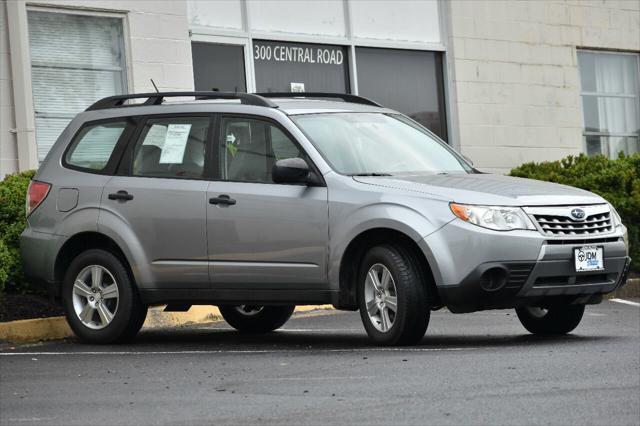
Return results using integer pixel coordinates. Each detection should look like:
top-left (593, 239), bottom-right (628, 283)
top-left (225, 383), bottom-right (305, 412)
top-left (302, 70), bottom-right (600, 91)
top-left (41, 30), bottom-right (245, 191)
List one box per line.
top-left (610, 298), bottom-right (640, 307)
top-left (0, 347), bottom-right (476, 356)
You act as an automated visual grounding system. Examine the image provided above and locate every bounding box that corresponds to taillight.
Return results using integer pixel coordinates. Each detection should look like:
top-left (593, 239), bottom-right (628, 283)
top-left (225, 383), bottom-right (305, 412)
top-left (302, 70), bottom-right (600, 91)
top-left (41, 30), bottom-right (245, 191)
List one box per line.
top-left (26, 180), bottom-right (51, 216)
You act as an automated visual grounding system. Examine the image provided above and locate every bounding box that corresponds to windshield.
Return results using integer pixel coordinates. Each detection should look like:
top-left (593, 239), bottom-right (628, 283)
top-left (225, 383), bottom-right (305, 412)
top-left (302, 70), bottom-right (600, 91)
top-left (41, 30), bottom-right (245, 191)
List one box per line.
top-left (292, 113), bottom-right (472, 176)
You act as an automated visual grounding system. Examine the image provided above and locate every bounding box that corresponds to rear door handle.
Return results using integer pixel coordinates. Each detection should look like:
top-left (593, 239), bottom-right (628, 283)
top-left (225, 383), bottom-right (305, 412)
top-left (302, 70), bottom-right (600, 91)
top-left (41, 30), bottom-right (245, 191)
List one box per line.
top-left (209, 194), bottom-right (236, 206)
top-left (108, 190), bottom-right (134, 201)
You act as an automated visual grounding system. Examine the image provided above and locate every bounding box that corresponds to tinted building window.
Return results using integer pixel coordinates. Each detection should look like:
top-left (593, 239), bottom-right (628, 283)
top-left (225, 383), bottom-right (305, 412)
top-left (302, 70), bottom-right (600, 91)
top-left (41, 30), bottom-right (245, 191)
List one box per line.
top-left (254, 40), bottom-right (349, 93)
top-left (356, 47), bottom-right (448, 141)
top-left (192, 42), bottom-right (246, 92)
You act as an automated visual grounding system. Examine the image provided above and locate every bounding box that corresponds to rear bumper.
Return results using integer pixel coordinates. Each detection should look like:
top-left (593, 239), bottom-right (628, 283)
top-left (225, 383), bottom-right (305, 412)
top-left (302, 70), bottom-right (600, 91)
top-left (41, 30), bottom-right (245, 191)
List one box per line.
top-left (20, 227), bottom-right (63, 299)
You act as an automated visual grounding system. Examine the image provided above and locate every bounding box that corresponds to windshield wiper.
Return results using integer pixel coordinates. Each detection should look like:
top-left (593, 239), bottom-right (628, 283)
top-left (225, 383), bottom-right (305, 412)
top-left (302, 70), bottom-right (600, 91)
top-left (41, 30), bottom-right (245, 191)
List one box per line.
top-left (349, 172), bottom-right (392, 177)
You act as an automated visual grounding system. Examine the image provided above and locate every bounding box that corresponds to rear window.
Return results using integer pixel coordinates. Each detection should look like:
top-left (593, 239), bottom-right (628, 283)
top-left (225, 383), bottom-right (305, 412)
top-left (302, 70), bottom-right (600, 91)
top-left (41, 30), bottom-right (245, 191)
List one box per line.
top-left (65, 121), bottom-right (127, 171)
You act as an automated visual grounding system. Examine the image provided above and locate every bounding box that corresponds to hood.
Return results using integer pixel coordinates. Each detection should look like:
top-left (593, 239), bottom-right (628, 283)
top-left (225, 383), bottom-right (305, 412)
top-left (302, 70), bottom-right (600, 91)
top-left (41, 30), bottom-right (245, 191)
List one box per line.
top-left (353, 173), bottom-right (606, 206)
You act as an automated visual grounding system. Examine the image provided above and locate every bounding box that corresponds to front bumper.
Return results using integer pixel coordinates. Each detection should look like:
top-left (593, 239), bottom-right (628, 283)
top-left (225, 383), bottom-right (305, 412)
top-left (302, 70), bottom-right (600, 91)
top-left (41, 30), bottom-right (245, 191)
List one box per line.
top-left (420, 219), bottom-right (630, 313)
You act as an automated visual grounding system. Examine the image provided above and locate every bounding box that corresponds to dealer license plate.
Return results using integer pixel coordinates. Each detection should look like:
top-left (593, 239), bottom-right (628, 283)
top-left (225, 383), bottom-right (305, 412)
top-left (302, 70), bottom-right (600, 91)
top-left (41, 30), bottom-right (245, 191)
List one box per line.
top-left (574, 246), bottom-right (604, 272)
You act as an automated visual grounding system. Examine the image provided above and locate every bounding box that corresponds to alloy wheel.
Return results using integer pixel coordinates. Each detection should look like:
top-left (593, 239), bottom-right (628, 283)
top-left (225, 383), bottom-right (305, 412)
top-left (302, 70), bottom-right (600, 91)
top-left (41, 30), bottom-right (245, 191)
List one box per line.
top-left (72, 265), bottom-right (119, 330)
top-left (364, 263), bottom-right (398, 333)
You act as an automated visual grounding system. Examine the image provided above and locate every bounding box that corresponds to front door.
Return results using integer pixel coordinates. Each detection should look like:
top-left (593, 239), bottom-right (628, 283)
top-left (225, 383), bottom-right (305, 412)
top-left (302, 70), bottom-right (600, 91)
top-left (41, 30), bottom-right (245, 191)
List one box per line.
top-left (207, 116), bottom-right (329, 290)
top-left (100, 115), bottom-right (212, 289)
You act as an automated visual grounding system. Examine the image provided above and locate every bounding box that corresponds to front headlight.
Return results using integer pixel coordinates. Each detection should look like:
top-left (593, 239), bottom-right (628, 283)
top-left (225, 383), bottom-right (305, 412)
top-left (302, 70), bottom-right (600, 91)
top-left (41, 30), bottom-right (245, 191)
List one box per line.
top-left (609, 204), bottom-right (622, 227)
top-left (450, 203), bottom-right (536, 231)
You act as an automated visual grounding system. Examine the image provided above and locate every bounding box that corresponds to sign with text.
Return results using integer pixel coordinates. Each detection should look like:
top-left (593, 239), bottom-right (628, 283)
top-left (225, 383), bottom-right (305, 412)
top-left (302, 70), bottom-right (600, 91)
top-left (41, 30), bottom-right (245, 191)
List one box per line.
top-left (253, 40), bottom-right (349, 93)
top-left (254, 42), bottom-right (344, 65)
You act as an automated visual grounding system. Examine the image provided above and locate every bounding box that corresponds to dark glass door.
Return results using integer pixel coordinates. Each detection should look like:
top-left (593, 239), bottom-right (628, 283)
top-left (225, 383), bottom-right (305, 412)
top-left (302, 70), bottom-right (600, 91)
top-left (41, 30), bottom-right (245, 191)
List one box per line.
top-left (192, 42), bottom-right (247, 92)
top-left (356, 47), bottom-right (448, 141)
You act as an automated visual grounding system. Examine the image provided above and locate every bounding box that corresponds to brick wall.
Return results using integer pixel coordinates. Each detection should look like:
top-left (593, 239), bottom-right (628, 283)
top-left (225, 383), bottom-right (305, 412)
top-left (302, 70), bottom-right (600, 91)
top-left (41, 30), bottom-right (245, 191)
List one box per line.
top-left (447, 0), bottom-right (640, 174)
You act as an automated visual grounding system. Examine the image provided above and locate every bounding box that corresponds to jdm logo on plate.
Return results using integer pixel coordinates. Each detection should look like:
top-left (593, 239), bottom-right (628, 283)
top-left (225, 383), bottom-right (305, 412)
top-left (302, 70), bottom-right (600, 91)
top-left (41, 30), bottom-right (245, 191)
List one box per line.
top-left (574, 245), bottom-right (604, 272)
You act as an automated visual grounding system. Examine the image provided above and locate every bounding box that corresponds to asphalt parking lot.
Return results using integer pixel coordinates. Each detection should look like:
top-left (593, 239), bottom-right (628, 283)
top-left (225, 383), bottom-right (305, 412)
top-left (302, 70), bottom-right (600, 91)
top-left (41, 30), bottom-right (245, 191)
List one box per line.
top-left (1, 300), bottom-right (639, 426)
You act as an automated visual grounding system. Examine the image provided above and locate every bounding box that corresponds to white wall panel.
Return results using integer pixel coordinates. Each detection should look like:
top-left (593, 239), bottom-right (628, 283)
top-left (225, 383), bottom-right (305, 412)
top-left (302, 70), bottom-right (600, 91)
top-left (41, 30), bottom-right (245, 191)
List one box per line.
top-left (248, 0), bottom-right (345, 37)
top-left (350, 0), bottom-right (440, 43)
top-left (188, 0), bottom-right (243, 30)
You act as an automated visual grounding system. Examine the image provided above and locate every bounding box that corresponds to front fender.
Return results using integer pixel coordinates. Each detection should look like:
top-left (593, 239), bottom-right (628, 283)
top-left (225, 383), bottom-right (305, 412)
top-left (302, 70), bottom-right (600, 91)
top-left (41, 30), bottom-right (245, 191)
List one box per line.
top-left (328, 201), bottom-right (453, 289)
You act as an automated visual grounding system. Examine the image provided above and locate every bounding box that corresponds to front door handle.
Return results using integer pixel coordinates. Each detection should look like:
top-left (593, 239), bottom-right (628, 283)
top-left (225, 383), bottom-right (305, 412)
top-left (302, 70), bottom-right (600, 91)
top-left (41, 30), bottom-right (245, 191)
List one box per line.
top-left (108, 190), bottom-right (134, 201)
top-left (209, 194), bottom-right (236, 206)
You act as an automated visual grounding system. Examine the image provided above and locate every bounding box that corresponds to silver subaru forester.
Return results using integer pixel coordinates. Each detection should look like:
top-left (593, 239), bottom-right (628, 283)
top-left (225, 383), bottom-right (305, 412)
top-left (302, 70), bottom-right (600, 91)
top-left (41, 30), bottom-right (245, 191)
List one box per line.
top-left (20, 92), bottom-right (631, 345)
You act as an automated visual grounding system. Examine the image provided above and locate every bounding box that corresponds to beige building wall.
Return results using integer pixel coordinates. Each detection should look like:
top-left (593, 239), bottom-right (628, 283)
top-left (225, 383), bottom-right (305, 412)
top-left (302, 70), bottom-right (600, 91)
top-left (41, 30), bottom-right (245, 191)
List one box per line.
top-left (0, 1), bottom-right (18, 177)
top-left (0, 0), bottom-right (194, 178)
top-left (447, 0), bottom-right (640, 174)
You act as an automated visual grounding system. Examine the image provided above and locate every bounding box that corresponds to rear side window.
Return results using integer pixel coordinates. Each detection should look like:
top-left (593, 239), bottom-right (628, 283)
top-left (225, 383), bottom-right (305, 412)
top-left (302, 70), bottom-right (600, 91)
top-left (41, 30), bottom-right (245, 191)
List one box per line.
top-left (131, 117), bottom-right (210, 179)
top-left (65, 122), bottom-right (127, 171)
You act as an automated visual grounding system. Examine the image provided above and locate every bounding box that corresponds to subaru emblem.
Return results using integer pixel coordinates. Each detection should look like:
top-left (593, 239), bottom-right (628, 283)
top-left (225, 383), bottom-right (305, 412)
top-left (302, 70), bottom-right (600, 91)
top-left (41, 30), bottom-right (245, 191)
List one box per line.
top-left (570, 208), bottom-right (586, 221)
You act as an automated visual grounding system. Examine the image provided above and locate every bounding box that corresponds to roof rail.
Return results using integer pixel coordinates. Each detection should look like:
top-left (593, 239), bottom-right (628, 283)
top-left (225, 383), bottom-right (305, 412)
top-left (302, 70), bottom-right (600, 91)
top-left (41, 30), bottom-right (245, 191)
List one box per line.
top-left (256, 92), bottom-right (382, 107)
top-left (85, 91), bottom-right (277, 111)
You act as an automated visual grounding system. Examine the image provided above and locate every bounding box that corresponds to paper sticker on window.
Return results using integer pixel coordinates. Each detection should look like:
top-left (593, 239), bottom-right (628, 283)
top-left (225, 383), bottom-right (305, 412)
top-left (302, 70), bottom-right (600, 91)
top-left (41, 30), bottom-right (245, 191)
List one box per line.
top-left (159, 124), bottom-right (192, 164)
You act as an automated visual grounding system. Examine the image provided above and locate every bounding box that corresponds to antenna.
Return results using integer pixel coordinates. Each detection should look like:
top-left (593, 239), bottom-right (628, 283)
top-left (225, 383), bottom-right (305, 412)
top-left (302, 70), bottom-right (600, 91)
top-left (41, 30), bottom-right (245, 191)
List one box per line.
top-left (150, 79), bottom-right (159, 93)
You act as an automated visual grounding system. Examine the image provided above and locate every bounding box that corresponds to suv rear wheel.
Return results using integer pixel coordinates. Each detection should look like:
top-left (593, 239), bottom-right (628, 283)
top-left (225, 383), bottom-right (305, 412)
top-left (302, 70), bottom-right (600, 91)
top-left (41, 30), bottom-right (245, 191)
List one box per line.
top-left (62, 249), bottom-right (147, 344)
top-left (515, 304), bottom-right (585, 335)
top-left (219, 305), bottom-right (295, 333)
top-left (357, 245), bottom-right (430, 346)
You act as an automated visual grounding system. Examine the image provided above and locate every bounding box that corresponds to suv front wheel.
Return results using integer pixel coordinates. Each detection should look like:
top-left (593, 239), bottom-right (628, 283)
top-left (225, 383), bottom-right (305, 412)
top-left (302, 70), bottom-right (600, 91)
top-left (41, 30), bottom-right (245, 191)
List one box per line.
top-left (358, 245), bottom-right (430, 346)
top-left (516, 304), bottom-right (585, 335)
top-left (62, 249), bottom-right (147, 344)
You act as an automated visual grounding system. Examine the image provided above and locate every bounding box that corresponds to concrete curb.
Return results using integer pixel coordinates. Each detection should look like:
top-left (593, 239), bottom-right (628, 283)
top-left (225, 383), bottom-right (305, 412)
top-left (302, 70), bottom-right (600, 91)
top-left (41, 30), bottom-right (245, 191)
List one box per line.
top-left (0, 304), bottom-right (334, 344)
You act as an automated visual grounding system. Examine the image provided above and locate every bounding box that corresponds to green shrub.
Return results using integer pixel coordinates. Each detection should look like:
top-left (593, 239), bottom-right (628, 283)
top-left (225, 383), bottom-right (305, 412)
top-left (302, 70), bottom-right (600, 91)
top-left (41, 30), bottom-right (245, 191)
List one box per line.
top-left (0, 170), bottom-right (36, 294)
top-left (510, 153), bottom-right (639, 271)
top-left (0, 239), bottom-right (11, 292)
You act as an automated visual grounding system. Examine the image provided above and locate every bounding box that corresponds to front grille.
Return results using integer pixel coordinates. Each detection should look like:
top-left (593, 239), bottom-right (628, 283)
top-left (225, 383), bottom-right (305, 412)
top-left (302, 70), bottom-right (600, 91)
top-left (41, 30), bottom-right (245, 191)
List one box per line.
top-left (533, 212), bottom-right (613, 236)
top-left (522, 204), bottom-right (614, 237)
top-left (534, 273), bottom-right (615, 287)
top-left (545, 237), bottom-right (621, 245)
top-left (505, 263), bottom-right (534, 289)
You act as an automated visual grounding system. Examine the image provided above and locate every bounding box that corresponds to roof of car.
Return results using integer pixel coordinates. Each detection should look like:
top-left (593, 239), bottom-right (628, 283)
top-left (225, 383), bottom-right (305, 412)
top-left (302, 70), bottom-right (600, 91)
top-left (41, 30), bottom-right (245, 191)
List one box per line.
top-left (266, 98), bottom-right (392, 115)
top-left (83, 92), bottom-right (395, 116)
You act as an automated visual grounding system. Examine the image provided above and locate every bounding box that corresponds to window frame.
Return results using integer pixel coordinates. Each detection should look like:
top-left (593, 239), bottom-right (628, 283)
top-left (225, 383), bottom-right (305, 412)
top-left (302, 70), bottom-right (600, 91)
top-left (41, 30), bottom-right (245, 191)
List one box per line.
top-left (116, 113), bottom-right (217, 181)
top-left (26, 6), bottom-right (131, 162)
top-left (214, 113), bottom-right (326, 186)
top-left (577, 49), bottom-right (640, 156)
top-left (61, 117), bottom-right (137, 175)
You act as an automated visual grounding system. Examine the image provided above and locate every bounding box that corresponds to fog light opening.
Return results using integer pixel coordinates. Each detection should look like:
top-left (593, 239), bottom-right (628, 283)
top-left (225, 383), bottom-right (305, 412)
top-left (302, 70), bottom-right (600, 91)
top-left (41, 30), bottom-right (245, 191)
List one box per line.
top-left (480, 267), bottom-right (509, 292)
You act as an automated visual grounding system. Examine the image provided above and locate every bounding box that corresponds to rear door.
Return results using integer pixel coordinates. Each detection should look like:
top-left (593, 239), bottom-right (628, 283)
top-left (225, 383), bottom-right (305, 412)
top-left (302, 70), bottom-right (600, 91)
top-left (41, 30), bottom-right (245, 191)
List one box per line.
top-left (206, 115), bottom-right (329, 290)
top-left (100, 115), bottom-right (213, 289)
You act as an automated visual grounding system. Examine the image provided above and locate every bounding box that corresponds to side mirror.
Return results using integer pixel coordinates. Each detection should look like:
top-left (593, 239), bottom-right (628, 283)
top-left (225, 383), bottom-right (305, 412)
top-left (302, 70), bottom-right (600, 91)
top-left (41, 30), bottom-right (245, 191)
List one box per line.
top-left (272, 158), bottom-right (318, 185)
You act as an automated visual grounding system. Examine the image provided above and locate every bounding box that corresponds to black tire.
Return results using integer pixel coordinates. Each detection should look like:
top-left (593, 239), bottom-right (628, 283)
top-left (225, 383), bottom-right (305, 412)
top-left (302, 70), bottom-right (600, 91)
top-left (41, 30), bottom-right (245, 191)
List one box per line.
top-left (62, 249), bottom-right (147, 344)
top-left (219, 305), bottom-right (295, 333)
top-left (357, 245), bottom-right (430, 346)
top-left (516, 304), bottom-right (585, 335)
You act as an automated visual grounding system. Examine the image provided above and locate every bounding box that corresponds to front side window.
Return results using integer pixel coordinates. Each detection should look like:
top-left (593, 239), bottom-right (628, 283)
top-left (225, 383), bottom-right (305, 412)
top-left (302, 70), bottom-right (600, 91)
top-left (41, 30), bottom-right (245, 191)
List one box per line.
top-left (221, 118), bottom-right (305, 183)
top-left (293, 113), bottom-right (471, 175)
top-left (28, 10), bottom-right (127, 161)
top-left (132, 117), bottom-right (210, 179)
top-left (578, 51), bottom-right (639, 157)
top-left (65, 121), bottom-right (127, 171)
